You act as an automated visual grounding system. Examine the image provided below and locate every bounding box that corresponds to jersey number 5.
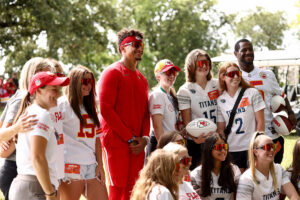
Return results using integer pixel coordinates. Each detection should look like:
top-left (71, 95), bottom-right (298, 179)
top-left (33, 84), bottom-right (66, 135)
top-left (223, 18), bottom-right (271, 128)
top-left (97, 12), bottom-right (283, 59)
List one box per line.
top-left (77, 114), bottom-right (95, 138)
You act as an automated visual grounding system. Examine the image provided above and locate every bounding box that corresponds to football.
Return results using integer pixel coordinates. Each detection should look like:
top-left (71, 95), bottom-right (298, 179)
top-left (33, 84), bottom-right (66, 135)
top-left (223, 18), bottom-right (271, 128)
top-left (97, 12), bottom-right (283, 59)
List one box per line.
top-left (186, 118), bottom-right (217, 138)
top-left (270, 95), bottom-right (286, 113)
top-left (272, 114), bottom-right (293, 136)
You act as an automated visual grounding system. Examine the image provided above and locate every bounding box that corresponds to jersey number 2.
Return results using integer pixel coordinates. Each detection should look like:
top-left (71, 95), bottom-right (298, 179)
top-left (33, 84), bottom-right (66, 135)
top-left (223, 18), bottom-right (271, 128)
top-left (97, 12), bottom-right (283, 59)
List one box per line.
top-left (235, 118), bottom-right (245, 134)
top-left (77, 114), bottom-right (95, 138)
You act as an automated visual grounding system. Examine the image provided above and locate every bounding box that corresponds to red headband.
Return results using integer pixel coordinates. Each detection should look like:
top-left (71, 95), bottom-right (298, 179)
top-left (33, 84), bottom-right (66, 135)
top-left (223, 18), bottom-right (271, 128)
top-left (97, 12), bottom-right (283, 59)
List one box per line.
top-left (119, 36), bottom-right (143, 51)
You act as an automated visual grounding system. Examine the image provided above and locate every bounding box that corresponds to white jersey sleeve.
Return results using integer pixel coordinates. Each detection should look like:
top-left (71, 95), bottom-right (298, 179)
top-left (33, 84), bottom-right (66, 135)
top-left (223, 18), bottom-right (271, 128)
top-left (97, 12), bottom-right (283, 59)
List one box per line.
top-left (147, 185), bottom-right (174, 200)
top-left (149, 89), bottom-right (165, 115)
top-left (177, 83), bottom-right (192, 111)
top-left (179, 181), bottom-right (201, 200)
top-left (149, 88), bottom-right (177, 132)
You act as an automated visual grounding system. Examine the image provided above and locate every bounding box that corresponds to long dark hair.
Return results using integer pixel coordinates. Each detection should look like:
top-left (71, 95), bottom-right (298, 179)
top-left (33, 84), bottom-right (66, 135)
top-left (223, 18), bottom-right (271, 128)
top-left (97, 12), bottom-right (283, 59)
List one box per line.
top-left (289, 138), bottom-right (300, 195)
top-left (200, 132), bottom-right (237, 197)
top-left (65, 65), bottom-right (100, 127)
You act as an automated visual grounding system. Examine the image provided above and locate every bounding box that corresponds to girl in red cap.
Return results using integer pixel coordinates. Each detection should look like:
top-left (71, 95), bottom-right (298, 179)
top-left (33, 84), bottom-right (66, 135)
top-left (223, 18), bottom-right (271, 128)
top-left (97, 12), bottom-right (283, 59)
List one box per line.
top-left (146, 59), bottom-right (182, 158)
top-left (9, 71), bottom-right (70, 200)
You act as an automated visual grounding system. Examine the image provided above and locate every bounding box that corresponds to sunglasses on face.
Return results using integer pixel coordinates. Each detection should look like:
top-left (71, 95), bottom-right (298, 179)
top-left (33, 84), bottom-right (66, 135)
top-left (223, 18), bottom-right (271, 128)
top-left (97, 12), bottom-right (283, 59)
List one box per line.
top-left (123, 41), bottom-right (144, 49)
top-left (225, 70), bottom-right (242, 78)
top-left (56, 73), bottom-right (65, 77)
top-left (82, 78), bottom-right (94, 86)
top-left (197, 60), bottom-right (210, 68)
top-left (163, 69), bottom-right (178, 77)
top-left (256, 143), bottom-right (277, 151)
top-left (175, 139), bottom-right (186, 146)
top-left (178, 156), bottom-right (192, 166)
top-left (213, 143), bottom-right (228, 151)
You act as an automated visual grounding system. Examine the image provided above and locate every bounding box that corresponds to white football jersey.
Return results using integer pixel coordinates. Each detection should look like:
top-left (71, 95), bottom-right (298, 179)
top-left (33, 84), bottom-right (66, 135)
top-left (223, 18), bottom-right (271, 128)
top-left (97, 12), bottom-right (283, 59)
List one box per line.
top-left (237, 163), bottom-right (291, 200)
top-left (147, 185), bottom-right (174, 200)
top-left (241, 67), bottom-right (282, 139)
top-left (49, 106), bottom-right (65, 180)
top-left (16, 103), bottom-right (59, 188)
top-left (149, 87), bottom-right (177, 132)
top-left (179, 181), bottom-right (201, 200)
top-left (58, 96), bottom-right (100, 165)
top-left (217, 87), bottom-right (265, 152)
top-left (191, 164), bottom-right (241, 200)
top-left (177, 79), bottom-right (219, 124)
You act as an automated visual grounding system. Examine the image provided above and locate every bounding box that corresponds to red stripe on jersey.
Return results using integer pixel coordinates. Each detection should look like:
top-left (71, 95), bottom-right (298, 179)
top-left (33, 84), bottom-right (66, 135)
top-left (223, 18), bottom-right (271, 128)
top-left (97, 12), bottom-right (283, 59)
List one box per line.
top-left (249, 80), bottom-right (263, 87)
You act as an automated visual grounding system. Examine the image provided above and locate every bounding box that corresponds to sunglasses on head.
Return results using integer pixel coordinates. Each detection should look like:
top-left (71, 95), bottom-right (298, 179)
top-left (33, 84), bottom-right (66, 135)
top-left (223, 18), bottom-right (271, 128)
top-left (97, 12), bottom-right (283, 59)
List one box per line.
top-left (225, 70), bottom-right (242, 78)
top-left (178, 156), bottom-right (192, 166)
top-left (213, 143), bottom-right (228, 151)
top-left (56, 73), bottom-right (65, 77)
top-left (256, 143), bottom-right (277, 151)
top-left (197, 60), bottom-right (210, 68)
top-left (163, 69), bottom-right (178, 77)
top-left (82, 78), bottom-right (94, 86)
top-left (123, 41), bottom-right (144, 49)
top-left (175, 139), bottom-right (186, 146)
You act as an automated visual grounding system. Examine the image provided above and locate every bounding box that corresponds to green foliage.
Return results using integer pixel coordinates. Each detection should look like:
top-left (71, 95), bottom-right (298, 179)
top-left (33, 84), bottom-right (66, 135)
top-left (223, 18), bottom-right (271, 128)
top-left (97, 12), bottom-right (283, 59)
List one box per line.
top-left (0, 0), bottom-right (119, 76)
top-left (116, 0), bottom-right (228, 89)
top-left (0, 0), bottom-right (229, 88)
top-left (233, 7), bottom-right (288, 50)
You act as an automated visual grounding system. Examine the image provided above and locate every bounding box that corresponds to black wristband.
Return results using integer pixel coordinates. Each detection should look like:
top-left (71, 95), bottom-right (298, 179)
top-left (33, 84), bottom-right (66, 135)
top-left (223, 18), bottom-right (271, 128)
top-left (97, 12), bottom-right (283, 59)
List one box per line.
top-left (45, 190), bottom-right (57, 197)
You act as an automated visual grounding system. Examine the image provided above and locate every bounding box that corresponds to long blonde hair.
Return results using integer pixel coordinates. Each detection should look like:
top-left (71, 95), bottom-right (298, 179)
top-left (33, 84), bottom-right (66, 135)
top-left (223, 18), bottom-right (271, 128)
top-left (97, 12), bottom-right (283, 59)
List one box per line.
top-left (131, 149), bottom-right (179, 200)
top-left (14, 58), bottom-right (55, 124)
top-left (218, 62), bottom-right (251, 94)
top-left (19, 57), bottom-right (55, 91)
top-left (248, 132), bottom-right (278, 190)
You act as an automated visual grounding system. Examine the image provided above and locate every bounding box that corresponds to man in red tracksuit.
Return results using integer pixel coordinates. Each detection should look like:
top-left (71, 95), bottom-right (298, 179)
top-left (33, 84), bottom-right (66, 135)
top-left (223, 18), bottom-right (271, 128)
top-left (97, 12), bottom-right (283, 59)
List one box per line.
top-left (98, 29), bottom-right (150, 200)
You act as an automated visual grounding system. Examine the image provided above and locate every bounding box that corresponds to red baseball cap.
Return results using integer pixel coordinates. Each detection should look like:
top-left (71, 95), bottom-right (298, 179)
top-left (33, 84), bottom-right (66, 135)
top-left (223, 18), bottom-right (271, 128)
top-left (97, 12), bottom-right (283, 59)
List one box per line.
top-left (154, 59), bottom-right (181, 75)
top-left (28, 71), bottom-right (70, 95)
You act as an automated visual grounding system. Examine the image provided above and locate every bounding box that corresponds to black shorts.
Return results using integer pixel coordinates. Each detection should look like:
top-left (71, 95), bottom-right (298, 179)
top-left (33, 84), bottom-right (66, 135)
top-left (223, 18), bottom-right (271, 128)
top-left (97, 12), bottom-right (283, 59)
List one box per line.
top-left (229, 150), bottom-right (248, 169)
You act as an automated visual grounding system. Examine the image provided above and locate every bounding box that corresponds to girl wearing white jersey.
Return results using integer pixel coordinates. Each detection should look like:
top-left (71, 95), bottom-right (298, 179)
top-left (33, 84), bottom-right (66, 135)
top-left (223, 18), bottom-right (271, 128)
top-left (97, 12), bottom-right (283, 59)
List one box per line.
top-left (191, 132), bottom-right (241, 200)
top-left (147, 59), bottom-right (181, 155)
top-left (237, 132), bottom-right (300, 200)
top-left (0, 57), bottom-right (56, 200)
top-left (9, 72), bottom-right (70, 200)
top-left (177, 49), bottom-right (219, 170)
top-left (217, 62), bottom-right (265, 172)
top-left (163, 143), bottom-right (201, 200)
top-left (58, 65), bottom-right (108, 200)
top-left (131, 149), bottom-right (179, 200)
top-left (287, 138), bottom-right (300, 196)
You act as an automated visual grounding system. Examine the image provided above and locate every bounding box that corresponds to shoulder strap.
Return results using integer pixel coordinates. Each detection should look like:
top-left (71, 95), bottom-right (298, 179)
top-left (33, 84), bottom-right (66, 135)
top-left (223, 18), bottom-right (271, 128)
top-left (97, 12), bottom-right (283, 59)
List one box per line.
top-left (224, 88), bottom-right (246, 138)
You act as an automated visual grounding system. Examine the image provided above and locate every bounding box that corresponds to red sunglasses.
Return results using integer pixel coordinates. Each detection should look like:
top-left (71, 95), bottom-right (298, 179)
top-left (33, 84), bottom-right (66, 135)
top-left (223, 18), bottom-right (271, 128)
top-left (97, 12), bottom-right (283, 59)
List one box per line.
top-left (178, 156), bottom-right (192, 166)
top-left (256, 143), bottom-right (277, 151)
top-left (225, 70), bottom-right (242, 78)
top-left (123, 41), bottom-right (144, 49)
top-left (164, 69), bottom-right (178, 77)
top-left (197, 60), bottom-right (210, 68)
top-left (213, 143), bottom-right (228, 151)
top-left (82, 78), bottom-right (94, 86)
top-left (56, 73), bottom-right (65, 77)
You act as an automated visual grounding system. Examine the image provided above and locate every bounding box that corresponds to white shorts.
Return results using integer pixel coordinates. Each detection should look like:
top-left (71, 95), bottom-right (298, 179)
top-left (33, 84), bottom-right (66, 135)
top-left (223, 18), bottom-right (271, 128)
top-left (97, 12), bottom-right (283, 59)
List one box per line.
top-left (63, 163), bottom-right (97, 181)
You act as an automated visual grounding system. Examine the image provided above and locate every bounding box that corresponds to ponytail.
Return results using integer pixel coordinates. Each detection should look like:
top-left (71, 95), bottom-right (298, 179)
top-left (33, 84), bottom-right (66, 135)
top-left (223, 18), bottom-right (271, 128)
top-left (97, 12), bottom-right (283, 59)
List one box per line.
top-left (13, 92), bottom-right (32, 124)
